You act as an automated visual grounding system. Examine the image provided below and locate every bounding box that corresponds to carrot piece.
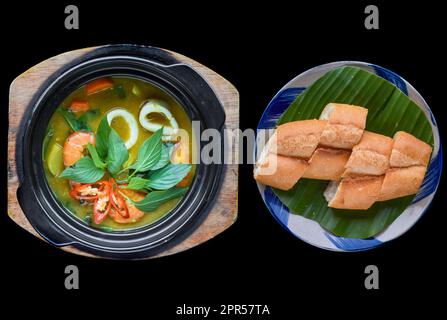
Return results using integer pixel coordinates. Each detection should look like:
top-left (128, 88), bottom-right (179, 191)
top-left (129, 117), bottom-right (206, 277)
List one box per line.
top-left (69, 99), bottom-right (90, 113)
top-left (85, 78), bottom-right (114, 95)
top-left (177, 171), bottom-right (193, 187)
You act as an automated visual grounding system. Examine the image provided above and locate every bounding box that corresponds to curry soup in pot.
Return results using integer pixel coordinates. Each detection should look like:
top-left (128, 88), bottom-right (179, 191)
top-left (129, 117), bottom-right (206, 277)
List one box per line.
top-left (43, 77), bottom-right (195, 231)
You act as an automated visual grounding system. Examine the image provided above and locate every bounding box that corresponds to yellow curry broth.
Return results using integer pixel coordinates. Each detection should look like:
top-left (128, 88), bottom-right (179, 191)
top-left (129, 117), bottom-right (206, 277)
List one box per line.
top-left (43, 77), bottom-right (194, 231)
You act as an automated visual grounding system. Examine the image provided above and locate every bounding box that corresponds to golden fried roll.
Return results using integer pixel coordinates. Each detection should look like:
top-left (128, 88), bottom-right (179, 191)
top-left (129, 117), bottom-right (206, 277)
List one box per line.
top-left (378, 166), bottom-right (426, 201)
top-left (319, 103), bottom-right (368, 149)
top-left (254, 153), bottom-right (308, 191)
top-left (389, 131), bottom-right (432, 167)
top-left (343, 131), bottom-right (394, 177)
top-left (303, 148), bottom-right (351, 180)
top-left (320, 103), bottom-right (368, 128)
top-left (275, 120), bottom-right (327, 158)
top-left (324, 176), bottom-right (384, 210)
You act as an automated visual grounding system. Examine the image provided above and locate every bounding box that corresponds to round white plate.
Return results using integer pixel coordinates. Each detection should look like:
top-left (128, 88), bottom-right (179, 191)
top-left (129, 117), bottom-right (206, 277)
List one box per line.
top-left (255, 61), bottom-right (442, 252)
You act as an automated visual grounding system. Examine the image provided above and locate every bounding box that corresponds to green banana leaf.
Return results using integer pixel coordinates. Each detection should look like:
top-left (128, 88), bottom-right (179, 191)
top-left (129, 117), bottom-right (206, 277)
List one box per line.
top-left (273, 66), bottom-right (433, 238)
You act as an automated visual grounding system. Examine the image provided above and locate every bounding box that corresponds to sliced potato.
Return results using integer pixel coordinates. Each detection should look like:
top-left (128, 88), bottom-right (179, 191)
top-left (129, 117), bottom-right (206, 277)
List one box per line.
top-left (47, 143), bottom-right (64, 176)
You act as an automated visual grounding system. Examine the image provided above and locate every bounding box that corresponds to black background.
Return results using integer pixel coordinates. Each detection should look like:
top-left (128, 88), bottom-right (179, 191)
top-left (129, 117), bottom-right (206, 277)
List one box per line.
top-left (1, 1), bottom-right (445, 317)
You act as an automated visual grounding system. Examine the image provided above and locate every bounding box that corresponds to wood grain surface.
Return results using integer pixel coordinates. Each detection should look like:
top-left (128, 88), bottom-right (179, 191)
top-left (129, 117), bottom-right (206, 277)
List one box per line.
top-left (7, 46), bottom-right (239, 259)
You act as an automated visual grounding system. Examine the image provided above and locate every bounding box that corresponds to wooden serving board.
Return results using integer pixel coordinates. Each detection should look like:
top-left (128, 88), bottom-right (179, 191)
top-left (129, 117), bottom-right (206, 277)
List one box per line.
top-left (7, 45), bottom-right (239, 259)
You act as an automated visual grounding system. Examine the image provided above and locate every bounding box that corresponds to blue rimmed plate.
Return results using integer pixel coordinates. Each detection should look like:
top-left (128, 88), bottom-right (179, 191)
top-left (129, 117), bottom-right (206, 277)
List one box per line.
top-left (255, 61), bottom-right (442, 252)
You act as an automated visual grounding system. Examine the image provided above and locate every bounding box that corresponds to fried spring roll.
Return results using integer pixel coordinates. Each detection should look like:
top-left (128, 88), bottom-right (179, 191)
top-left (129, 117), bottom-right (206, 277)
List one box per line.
top-left (302, 148), bottom-right (351, 180)
top-left (319, 103), bottom-right (368, 149)
top-left (343, 131), bottom-right (394, 177)
top-left (378, 166), bottom-right (426, 201)
top-left (389, 131), bottom-right (432, 167)
top-left (324, 176), bottom-right (384, 210)
top-left (254, 153), bottom-right (308, 191)
top-left (275, 120), bottom-right (327, 158)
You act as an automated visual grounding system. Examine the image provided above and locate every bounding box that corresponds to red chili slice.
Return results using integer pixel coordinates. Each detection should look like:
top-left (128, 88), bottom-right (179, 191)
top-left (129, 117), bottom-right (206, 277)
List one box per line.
top-left (109, 178), bottom-right (129, 218)
top-left (70, 184), bottom-right (99, 201)
top-left (69, 181), bottom-right (109, 202)
top-left (93, 182), bottom-right (112, 224)
top-left (109, 188), bottom-right (145, 224)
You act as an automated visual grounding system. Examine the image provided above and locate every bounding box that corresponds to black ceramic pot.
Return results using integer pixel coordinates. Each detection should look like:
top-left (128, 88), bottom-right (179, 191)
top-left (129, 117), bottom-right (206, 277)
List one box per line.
top-left (16, 45), bottom-right (225, 259)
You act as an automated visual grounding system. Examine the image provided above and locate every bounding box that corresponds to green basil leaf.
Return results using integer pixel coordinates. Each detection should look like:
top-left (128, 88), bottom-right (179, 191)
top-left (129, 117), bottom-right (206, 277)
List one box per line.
top-left (126, 177), bottom-right (150, 191)
top-left (96, 116), bottom-right (111, 159)
top-left (114, 85), bottom-right (126, 99)
top-left (128, 128), bottom-right (163, 173)
top-left (151, 143), bottom-right (174, 170)
top-left (59, 157), bottom-right (105, 183)
top-left (107, 129), bottom-right (129, 174)
top-left (146, 163), bottom-right (191, 190)
top-left (58, 107), bottom-right (90, 131)
top-left (79, 108), bottom-right (100, 124)
top-left (87, 143), bottom-right (106, 169)
top-left (42, 127), bottom-right (55, 159)
top-left (83, 213), bottom-right (92, 225)
top-left (132, 187), bottom-right (188, 212)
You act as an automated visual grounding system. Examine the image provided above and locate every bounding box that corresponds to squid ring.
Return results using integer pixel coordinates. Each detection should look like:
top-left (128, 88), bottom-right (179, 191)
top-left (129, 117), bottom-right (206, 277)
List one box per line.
top-left (107, 108), bottom-right (139, 149)
top-left (139, 100), bottom-right (179, 140)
